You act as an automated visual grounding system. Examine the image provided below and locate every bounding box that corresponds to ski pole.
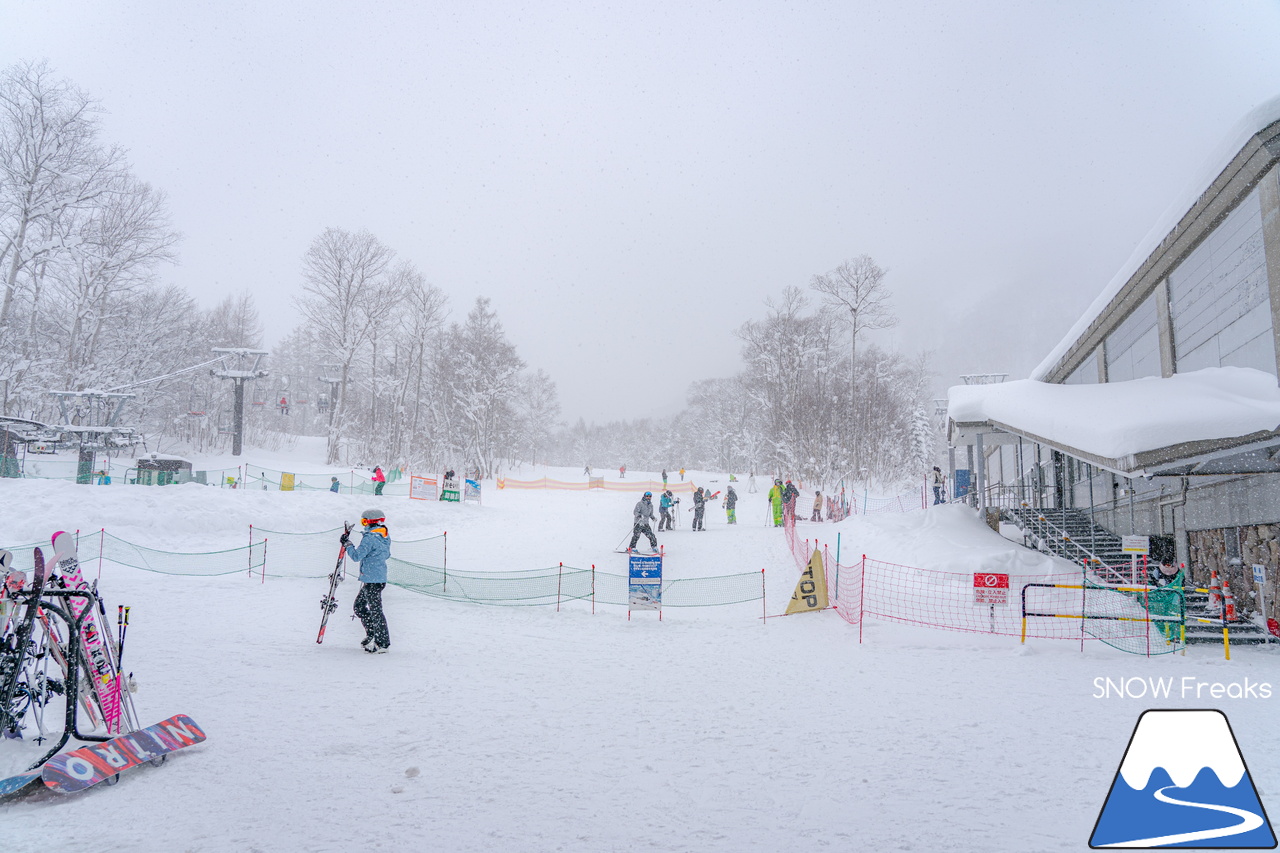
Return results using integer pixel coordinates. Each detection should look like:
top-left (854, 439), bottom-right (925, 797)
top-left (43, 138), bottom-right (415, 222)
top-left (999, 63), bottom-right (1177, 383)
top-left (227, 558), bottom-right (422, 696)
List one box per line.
top-left (118, 606), bottom-right (129, 670)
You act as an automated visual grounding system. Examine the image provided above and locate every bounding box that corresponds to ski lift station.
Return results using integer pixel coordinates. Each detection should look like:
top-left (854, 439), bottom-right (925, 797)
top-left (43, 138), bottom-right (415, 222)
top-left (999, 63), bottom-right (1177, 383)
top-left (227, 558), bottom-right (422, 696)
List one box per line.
top-left (131, 454), bottom-right (195, 486)
top-left (946, 96), bottom-right (1280, 636)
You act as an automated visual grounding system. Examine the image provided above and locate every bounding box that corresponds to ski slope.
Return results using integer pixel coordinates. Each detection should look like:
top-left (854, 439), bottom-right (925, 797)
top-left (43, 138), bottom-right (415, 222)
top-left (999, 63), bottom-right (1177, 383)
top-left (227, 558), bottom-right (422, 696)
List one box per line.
top-left (2, 451), bottom-right (1278, 852)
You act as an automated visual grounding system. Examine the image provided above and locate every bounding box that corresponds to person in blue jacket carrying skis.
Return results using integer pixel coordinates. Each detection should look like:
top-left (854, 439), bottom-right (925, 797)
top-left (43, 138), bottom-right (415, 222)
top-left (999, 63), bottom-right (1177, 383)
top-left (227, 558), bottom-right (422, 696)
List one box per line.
top-left (341, 509), bottom-right (392, 653)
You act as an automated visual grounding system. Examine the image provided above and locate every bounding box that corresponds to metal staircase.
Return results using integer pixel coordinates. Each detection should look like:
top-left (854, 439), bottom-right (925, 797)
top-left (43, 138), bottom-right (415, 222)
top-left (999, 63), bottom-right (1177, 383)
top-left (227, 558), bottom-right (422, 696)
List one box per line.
top-left (1003, 506), bottom-right (1274, 646)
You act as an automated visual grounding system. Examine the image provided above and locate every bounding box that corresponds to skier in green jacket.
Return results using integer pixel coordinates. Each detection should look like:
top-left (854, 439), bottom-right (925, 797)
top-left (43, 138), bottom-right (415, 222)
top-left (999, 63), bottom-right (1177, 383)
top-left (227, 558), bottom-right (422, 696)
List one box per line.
top-left (768, 478), bottom-right (784, 527)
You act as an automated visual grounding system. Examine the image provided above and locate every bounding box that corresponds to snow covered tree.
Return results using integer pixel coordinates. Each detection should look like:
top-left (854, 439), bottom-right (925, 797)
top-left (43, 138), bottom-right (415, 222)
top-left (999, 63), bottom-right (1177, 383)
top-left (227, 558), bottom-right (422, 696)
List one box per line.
top-left (294, 227), bottom-right (402, 464)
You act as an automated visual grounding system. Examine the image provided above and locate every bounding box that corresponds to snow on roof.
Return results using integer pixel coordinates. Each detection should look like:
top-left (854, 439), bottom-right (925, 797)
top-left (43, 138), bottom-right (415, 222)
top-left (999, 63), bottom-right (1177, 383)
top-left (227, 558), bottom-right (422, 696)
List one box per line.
top-left (948, 367), bottom-right (1280, 460)
top-left (1031, 93), bottom-right (1280, 381)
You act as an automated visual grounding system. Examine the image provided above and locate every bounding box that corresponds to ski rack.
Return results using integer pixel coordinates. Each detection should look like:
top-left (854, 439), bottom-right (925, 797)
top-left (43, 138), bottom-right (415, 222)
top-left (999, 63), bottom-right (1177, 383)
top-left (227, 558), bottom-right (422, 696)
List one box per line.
top-left (2, 587), bottom-right (135, 773)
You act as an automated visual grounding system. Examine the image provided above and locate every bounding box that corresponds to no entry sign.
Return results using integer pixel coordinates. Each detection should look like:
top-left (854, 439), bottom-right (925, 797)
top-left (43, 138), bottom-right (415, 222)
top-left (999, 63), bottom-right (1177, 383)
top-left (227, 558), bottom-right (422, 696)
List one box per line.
top-left (973, 572), bottom-right (1010, 607)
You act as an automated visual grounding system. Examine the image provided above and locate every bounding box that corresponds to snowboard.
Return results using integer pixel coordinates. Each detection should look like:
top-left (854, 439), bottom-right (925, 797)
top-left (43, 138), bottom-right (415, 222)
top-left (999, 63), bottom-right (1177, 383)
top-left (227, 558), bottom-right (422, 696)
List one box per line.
top-left (41, 713), bottom-right (206, 793)
top-left (0, 770), bottom-right (40, 798)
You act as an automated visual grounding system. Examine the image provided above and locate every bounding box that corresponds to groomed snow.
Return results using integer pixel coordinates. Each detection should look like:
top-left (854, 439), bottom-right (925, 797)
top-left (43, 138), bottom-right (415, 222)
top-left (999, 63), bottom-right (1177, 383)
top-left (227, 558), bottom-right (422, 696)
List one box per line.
top-left (1031, 93), bottom-right (1280, 382)
top-left (2, 452), bottom-right (1278, 852)
top-left (948, 366), bottom-right (1280, 463)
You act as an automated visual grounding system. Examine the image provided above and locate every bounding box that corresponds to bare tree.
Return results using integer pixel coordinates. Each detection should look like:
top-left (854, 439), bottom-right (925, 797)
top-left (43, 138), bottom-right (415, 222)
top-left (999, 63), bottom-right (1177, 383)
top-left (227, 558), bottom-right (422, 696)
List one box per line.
top-left (294, 227), bottom-right (402, 464)
top-left (810, 254), bottom-right (897, 411)
top-left (0, 60), bottom-right (127, 325)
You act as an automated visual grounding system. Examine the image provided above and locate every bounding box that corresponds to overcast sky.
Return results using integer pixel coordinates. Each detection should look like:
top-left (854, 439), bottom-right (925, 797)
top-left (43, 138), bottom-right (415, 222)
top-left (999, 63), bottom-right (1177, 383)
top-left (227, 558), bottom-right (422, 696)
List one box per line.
top-left (5, 1), bottom-right (1280, 422)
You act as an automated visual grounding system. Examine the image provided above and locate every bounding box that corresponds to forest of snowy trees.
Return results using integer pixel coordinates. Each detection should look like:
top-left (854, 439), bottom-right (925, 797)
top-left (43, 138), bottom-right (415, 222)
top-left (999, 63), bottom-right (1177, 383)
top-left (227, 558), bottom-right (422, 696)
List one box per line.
top-left (0, 61), bottom-right (936, 489)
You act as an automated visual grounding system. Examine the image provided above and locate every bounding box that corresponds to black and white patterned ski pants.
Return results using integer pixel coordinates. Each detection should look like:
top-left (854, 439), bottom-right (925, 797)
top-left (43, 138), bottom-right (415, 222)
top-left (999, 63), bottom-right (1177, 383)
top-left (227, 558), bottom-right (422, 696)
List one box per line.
top-left (354, 583), bottom-right (390, 648)
top-left (629, 523), bottom-right (657, 549)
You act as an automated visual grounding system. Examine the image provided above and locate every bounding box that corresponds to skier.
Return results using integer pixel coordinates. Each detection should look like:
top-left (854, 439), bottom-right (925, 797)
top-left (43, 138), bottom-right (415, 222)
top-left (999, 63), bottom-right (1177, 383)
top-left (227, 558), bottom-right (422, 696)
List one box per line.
top-left (783, 480), bottom-right (800, 521)
top-left (279, 395), bottom-right (289, 415)
top-left (628, 491), bottom-right (659, 552)
top-left (341, 510), bottom-right (392, 653)
top-left (662, 469), bottom-right (668, 487)
top-left (372, 466), bottom-right (386, 496)
top-left (658, 490), bottom-right (676, 531)
top-left (692, 486), bottom-right (708, 531)
top-left (724, 485), bottom-right (738, 524)
top-left (330, 476), bottom-right (340, 493)
top-left (620, 464), bottom-right (626, 478)
top-left (768, 479), bottom-right (784, 527)
top-left (811, 490), bottom-right (823, 522)
top-left (930, 466), bottom-right (946, 505)
top-left (679, 468), bottom-right (685, 481)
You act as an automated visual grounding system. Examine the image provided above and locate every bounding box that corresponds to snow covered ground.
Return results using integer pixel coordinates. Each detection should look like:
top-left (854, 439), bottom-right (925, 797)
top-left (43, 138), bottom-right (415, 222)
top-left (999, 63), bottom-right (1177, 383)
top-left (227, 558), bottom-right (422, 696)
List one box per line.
top-left (2, 450), bottom-right (1279, 852)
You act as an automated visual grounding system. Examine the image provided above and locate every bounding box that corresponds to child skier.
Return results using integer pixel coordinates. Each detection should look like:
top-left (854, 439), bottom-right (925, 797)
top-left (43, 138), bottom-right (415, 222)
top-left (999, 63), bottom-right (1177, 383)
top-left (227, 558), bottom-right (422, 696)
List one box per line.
top-left (658, 490), bottom-right (676, 531)
top-left (628, 492), bottom-right (659, 552)
top-left (341, 509), bottom-right (392, 653)
top-left (724, 485), bottom-right (738, 524)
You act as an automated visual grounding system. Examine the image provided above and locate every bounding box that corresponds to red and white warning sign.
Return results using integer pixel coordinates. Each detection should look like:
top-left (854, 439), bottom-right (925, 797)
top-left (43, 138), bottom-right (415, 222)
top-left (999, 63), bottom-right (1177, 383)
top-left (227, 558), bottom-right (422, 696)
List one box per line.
top-left (973, 572), bottom-right (1010, 607)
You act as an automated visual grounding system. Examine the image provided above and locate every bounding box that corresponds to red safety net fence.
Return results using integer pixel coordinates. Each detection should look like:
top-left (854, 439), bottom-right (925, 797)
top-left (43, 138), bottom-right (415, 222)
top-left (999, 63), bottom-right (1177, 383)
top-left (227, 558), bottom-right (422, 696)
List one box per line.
top-left (827, 553), bottom-right (1183, 651)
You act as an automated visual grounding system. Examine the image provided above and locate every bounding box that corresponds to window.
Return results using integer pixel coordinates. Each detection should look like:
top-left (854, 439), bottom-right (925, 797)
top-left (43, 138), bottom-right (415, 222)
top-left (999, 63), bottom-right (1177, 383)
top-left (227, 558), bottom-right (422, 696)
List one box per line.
top-left (1105, 292), bottom-right (1161, 382)
top-left (1169, 188), bottom-right (1275, 376)
top-left (1064, 350), bottom-right (1098, 384)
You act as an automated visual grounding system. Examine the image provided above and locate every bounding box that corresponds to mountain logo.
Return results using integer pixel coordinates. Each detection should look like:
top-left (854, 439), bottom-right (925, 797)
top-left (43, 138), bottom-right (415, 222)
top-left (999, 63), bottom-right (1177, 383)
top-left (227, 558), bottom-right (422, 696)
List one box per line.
top-left (1091, 709), bottom-right (1276, 848)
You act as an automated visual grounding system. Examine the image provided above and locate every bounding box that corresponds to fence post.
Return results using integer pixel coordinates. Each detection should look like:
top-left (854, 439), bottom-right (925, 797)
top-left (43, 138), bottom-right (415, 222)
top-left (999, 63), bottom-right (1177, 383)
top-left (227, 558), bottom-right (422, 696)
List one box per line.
top-left (557, 562), bottom-right (563, 612)
top-left (832, 546), bottom-right (839, 602)
top-left (591, 564), bottom-right (596, 615)
top-left (858, 555), bottom-right (867, 643)
top-left (97, 528), bottom-right (105, 583)
top-left (443, 532), bottom-right (448, 592)
top-left (248, 524), bottom-right (254, 578)
top-left (261, 538), bottom-right (268, 584)
top-left (761, 568), bottom-right (766, 622)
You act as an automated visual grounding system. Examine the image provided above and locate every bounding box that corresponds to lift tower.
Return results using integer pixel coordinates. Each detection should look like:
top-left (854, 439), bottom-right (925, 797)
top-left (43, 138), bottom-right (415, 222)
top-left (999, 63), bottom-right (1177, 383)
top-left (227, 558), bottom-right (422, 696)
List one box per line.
top-left (211, 349), bottom-right (269, 457)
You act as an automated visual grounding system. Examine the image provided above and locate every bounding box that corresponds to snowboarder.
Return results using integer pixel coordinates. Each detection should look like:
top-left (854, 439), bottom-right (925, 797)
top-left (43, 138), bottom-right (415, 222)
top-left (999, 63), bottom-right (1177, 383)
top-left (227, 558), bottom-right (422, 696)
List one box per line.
top-left (662, 469), bottom-right (668, 487)
top-left (930, 466), bottom-right (946, 505)
top-left (724, 485), bottom-right (738, 524)
top-left (628, 492), bottom-right (658, 552)
top-left (692, 487), bottom-right (708, 531)
top-left (658, 490), bottom-right (676, 531)
top-left (768, 479), bottom-right (784, 527)
top-left (783, 480), bottom-right (799, 521)
top-left (372, 466), bottom-right (386, 496)
top-left (811, 490), bottom-right (823, 522)
top-left (341, 510), bottom-right (392, 653)
top-left (330, 477), bottom-right (340, 493)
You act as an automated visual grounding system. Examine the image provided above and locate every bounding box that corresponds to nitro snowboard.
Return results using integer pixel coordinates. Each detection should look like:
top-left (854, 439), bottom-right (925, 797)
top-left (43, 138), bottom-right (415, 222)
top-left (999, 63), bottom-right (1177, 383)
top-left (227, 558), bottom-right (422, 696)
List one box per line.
top-left (41, 713), bottom-right (206, 793)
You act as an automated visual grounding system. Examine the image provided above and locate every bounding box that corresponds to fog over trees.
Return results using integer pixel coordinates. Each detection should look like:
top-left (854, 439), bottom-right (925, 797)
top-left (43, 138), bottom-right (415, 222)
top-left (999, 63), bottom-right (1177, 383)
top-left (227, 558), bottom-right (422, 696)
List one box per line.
top-left (0, 62), bottom-right (935, 488)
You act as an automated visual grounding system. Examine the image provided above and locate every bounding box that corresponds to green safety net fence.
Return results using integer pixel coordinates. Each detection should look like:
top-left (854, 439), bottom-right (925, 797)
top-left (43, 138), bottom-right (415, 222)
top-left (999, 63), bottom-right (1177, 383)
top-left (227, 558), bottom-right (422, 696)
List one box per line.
top-left (3, 457), bottom-right (416, 495)
top-left (1082, 574), bottom-right (1186, 656)
top-left (1, 529), bottom-right (762, 609)
top-left (387, 561), bottom-right (762, 608)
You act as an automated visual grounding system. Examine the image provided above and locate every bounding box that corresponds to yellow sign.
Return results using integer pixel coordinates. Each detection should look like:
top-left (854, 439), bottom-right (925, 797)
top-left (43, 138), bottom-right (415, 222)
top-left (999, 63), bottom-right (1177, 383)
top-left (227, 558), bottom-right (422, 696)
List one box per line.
top-left (280, 472), bottom-right (295, 492)
top-left (785, 548), bottom-right (830, 615)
